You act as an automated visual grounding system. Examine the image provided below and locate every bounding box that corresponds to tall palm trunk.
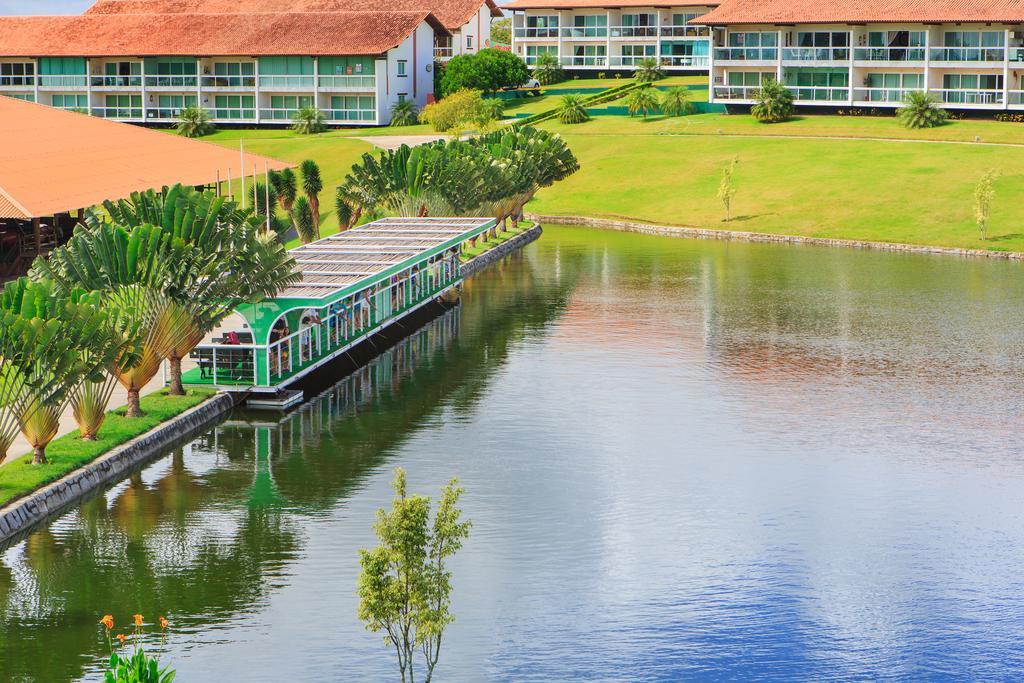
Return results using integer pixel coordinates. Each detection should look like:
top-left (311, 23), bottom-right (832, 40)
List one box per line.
top-left (21, 399), bottom-right (61, 465)
top-left (168, 353), bottom-right (185, 396)
top-left (126, 386), bottom-right (143, 418)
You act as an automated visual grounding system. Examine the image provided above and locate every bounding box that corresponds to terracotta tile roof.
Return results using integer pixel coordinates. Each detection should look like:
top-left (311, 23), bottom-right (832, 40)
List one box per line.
top-left (85, 0), bottom-right (501, 31)
top-left (694, 0), bottom-right (1024, 25)
top-left (0, 11), bottom-right (442, 57)
top-left (504, 0), bottom-right (716, 8)
top-left (0, 97), bottom-right (290, 220)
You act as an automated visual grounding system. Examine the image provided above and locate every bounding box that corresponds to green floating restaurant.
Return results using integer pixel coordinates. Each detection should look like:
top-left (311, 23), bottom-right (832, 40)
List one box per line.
top-left (181, 216), bottom-right (496, 395)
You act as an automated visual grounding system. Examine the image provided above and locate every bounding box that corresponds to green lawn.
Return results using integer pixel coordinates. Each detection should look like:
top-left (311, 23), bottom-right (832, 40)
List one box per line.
top-left (531, 114), bottom-right (1024, 251)
top-left (504, 75), bottom-right (710, 118)
top-left (0, 389), bottom-right (217, 509)
top-left (461, 223), bottom-right (533, 260)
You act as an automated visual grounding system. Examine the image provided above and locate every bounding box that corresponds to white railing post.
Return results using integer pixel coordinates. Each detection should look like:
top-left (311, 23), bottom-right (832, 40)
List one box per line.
top-left (212, 347), bottom-right (218, 384)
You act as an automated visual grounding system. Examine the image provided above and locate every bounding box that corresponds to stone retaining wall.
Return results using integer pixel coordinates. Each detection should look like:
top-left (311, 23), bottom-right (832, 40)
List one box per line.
top-left (0, 392), bottom-right (237, 547)
top-left (461, 225), bottom-right (543, 278)
top-left (528, 215), bottom-right (1024, 261)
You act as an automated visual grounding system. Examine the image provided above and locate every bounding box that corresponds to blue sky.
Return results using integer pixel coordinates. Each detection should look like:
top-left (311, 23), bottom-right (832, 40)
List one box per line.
top-left (0, 1), bottom-right (92, 14)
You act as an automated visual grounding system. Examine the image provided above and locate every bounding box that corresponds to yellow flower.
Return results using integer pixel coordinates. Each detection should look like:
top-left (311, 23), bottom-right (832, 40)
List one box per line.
top-left (159, 616), bottom-right (169, 630)
top-left (99, 615), bottom-right (114, 630)
top-left (133, 614), bottom-right (144, 627)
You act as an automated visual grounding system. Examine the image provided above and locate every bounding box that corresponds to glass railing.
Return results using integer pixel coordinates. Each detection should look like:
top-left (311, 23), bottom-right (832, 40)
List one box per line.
top-left (852, 87), bottom-right (923, 103)
top-left (714, 47), bottom-right (778, 61)
top-left (514, 27), bottom-right (559, 39)
top-left (660, 25), bottom-right (710, 37)
top-left (325, 108), bottom-right (376, 122)
top-left (201, 75), bottom-right (256, 88)
top-left (91, 75), bottom-right (143, 88)
top-left (1010, 48), bottom-right (1024, 62)
top-left (1008, 90), bottom-right (1024, 105)
top-left (92, 107), bottom-right (143, 119)
top-left (212, 108), bottom-right (256, 120)
top-left (38, 75), bottom-right (88, 88)
top-left (661, 55), bottom-right (709, 67)
top-left (930, 47), bottom-right (1005, 62)
top-left (318, 75), bottom-right (376, 90)
top-left (258, 75), bottom-right (315, 89)
top-left (146, 108), bottom-right (188, 119)
top-left (609, 26), bottom-right (658, 38)
top-left (713, 85), bottom-right (760, 100)
top-left (786, 85), bottom-right (849, 101)
top-left (0, 75), bottom-right (35, 87)
top-left (144, 75), bottom-right (198, 88)
top-left (559, 56), bottom-right (607, 66)
top-left (609, 55), bottom-right (656, 66)
top-left (560, 27), bottom-right (608, 39)
top-left (853, 47), bottom-right (926, 61)
top-left (936, 89), bottom-right (1004, 105)
top-left (782, 47), bottom-right (850, 61)
top-left (260, 107), bottom-right (300, 121)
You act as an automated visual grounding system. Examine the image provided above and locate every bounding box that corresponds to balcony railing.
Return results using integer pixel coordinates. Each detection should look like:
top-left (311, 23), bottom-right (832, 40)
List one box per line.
top-left (713, 85), bottom-right (761, 100)
top-left (38, 75), bottom-right (88, 88)
top-left (93, 107), bottom-right (143, 119)
top-left (146, 108), bottom-right (188, 119)
top-left (514, 27), bottom-right (559, 39)
top-left (609, 55), bottom-right (656, 66)
top-left (930, 47), bottom-right (1005, 62)
top-left (853, 47), bottom-right (926, 62)
top-left (660, 25), bottom-right (710, 38)
top-left (560, 27), bottom-right (608, 39)
top-left (782, 47), bottom-right (850, 62)
top-left (325, 108), bottom-right (377, 123)
top-left (1010, 48), bottom-right (1024, 62)
top-left (714, 47), bottom-right (778, 61)
top-left (936, 88), bottom-right (1004, 105)
top-left (787, 85), bottom-right (849, 102)
top-left (260, 107), bottom-right (300, 121)
top-left (0, 75), bottom-right (35, 88)
top-left (559, 56), bottom-right (607, 67)
top-left (144, 75), bottom-right (198, 88)
top-left (609, 26), bottom-right (658, 39)
top-left (852, 87), bottom-right (923, 103)
top-left (91, 75), bottom-right (142, 88)
top-left (212, 109), bottom-right (256, 120)
top-left (318, 75), bottom-right (376, 90)
top-left (661, 55), bottom-right (709, 68)
top-left (201, 75), bottom-right (257, 88)
top-left (258, 75), bottom-right (315, 89)
top-left (1008, 90), bottom-right (1024, 105)
top-left (434, 46), bottom-right (454, 59)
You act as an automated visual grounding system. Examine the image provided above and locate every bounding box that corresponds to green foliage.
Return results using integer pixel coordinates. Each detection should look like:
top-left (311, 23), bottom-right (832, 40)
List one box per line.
top-left (439, 48), bottom-right (529, 96)
top-left (358, 468), bottom-right (472, 683)
top-left (974, 168), bottom-right (999, 240)
top-left (292, 106), bottom-right (327, 135)
top-left (420, 89), bottom-right (499, 133)
top-left (300, 159), bottom-right (324, 238)
top-left (104, 650), bottom-right (175, 683)
top-left (750, 78), bottom-right (795, 123)
top-left (897, 91), bottom-right (949, 130)
top-left (556, 94), bottom-right (589, 124)
top-left (633, 57), bottom-right (666, 83)
top-left (659, 86), bottom-right (693, 117)
top-left (389, 99), bottom-right (420, 127)
top-left (175, 107), bottom-right (215, 138)
top-left (626, 86), bottom-right (659, 119)
top-left (717, 156), bottom-right (739, 222)
top-left (490, 17), bottom-right (511, 45)
top-left (270, 167), bottom-right (299, 235)
top-left (532, 51), bottom-right (564, 86)
top-left (292, 196), bottom-right (317, 244)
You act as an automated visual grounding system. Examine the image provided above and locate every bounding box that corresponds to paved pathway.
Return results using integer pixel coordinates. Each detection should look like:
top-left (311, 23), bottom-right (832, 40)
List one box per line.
top-left (354, 134), bottom-right (448, 150)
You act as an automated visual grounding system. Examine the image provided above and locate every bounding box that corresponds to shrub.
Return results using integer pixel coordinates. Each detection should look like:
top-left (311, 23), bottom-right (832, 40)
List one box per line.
top-left (633, 57), bottom-right (665, 83)
top-left (419, 89), bottom-right (499, 132)
top-left (659, 86), bottom-right (693, 117)
top-left (175, 106), bottom-right (215, 138)
top-left (626, 87), bottom-right (659, 118)
top-left (292, 106), bottom-right (326, 134)
top-left (556, 94), bottom-right (589, 124)
top-left (750, 78), bottom-right (794, 123)
top-left (440, 48), bottom-right (529, 96)
top-left (491, 17), bottom-right (511, 45)
top-left (897, 91), bottom-right (948, 129)
top-left (292, 196), bottom-right (316, 244)
top-left (389, 99), bottom-right (419, 126)
top-left (532, 51), bottom-right (564, 86)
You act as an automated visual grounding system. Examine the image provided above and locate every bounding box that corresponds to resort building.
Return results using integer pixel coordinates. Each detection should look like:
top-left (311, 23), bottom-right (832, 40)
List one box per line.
top-left (0, 0), bottom-right (501, 127)
top-left (505, 0), bottom-right (719, 72)
top-left (695, 0), bottom-right (1024, 110)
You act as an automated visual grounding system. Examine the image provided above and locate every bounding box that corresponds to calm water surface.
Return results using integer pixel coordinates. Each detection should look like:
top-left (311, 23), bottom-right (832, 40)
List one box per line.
top-left (3, 225), bottom-right (1024, 681)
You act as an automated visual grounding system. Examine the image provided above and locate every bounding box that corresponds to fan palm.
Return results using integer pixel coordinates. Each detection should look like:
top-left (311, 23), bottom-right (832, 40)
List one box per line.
top-left (633, 57), bottom-right (666, 83)
top-left (750, 78), bottom-right (794, 123)
top-left (556, 94), bottom-right (589, 124)
top-left (533, 51), bottom-right (564, 86)
top-left (660, 86), bottom-right (693, 117)
top-left (292, 106), bottom-right (326, 135)
top-left (897, 92), bottom-right (948, 129)
top-left (176, 106), bottom-right (215, 138)
top-left (300, 160), bottom-right (324, 239)
top-left (626, 87), bottom-right (660, 118)
top-left (390, 100), bottom-right (420, 127)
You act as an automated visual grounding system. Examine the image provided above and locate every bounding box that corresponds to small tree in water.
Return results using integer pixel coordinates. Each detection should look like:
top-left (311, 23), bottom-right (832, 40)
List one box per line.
top-left (974, 168), bottom-right (998, 241)
top-left (358, 468), bottom-right (471, 683)
top-left (718, 156), bottom-right (739, 222)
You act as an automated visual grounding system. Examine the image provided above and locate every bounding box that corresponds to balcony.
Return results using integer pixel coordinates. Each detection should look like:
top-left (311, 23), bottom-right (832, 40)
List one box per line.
top-left (1010, 48), bottom-right (1024, 62)
top-left (1009, 90), bottom-right (1024, 106)
top-left (0, 75), bottom-right (35, 89)
top-left (935, 89), bottom-right (1004, 106)
top-left (853, 47), bottom-right (926, 62)
top-left (714, 47), bottom-right (778, 62)
top-left (211, 108), bottom-right (256, 121)
top-left (258, 75), bottom-right (315, 90)
top-left (325, 108), bottom-right (377, 124)
top-left (91, 75), bottom-right (143, 88)
top-left (144, 75), bottom-right (198, 88)
top-left (713, 85), bottom-right (760, 100)
top-left (260, 107), bottom-right (300, 121)
top-left (661, 55), bottom-right (709, 68)
top-left (660, 25), bottom-right (710, 38)
top-left (92, 106), bottom-right (143, 119)
top-left (434, 46), bottom-right (454, 60)
top-left (609, 56), bottom-right (656, 67)
top-left (609, 26), bottom-right (658, 39)
top-left (318, 75), bottom-right (376, 91)
top-left (782, 47), bottom-right (850, 62)
top-left (786, 85), bottom-right (849, 102)
top-left (146, 108), bottom-right (188, 120)
top-left (560, 27), bottom-right (607, 39)
top-left (929, 47), bottom-right (1005, 63)
top-left (559, 56), bottom-right (607, 67)
top-left (852, 87), bottom-right (923, 104)
top-left (37, 75), bottom-right (87, 89)
top-left (514, 27), bottom-right (559, 39)
top-left (201, 75), bottom-right (257, 89)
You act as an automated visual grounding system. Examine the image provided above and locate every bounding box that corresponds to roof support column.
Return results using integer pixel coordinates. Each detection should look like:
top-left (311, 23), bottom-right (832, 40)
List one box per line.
top-left (140, 59), bottom-right (147, 122)
top-left (196, 57), bottom-right (202, 120)
top-left (313, 56), bottom-right (320, 111)
top-left (1004, 29), bottom-right (1011, 109)
top-left (776, 29), bottom-right (783, 84)
top-left (86, 58), bottom-right (93, 115)
top-left (254, 58), bottom-right (261, 125)
top-left (606, 10), bottom-right (612, 70)
top-left (846, 27), bottom-right (854, 106)
top-left (32, 58), bottom-right (39, 105)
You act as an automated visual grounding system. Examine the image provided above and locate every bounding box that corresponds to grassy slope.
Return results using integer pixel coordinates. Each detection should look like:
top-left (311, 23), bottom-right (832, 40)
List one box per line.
top-left (0, 389), bottom-right (216, 509)
top-left (532, 114), bottom-right (1024, 250)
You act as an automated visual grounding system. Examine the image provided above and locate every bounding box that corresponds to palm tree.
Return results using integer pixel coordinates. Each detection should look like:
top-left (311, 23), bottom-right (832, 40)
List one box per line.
top-left (750, 78), bottom-right (794, 123)
top-left (0, 278), bottom-right (121, 464)
top-left (660, 86), bottom-right (693, 117)
top-left (176, 106), bottom-right (215, 138)
top-left (300, 160), bottom-right (324, 239)
top-left (292, 106), bottom-right (326, 135)
top-left (335, 186), bottom-right (358, 231)
top-left (556, 94), bottom-right (589, 124)
top-left (626, 87), bottom-right (659, 118)
top-left (633, 57), bottom-right (665, 83)
top-left (897, 92), bottom-right (948, 129)
top-left (390, 100), bottom-right (420, 127)
top-left (271, 168), bottom-right (299, 236)
top-left (533, 52), bottom-right (564, 86)
top-left (292, 196), bottom-right (317, 243)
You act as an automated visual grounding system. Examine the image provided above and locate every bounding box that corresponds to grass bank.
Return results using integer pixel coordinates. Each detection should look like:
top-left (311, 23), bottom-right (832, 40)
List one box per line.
top-left (0, 389), bottom-right (217, 509)
top-left (462, 222), bottom-right (533, 260)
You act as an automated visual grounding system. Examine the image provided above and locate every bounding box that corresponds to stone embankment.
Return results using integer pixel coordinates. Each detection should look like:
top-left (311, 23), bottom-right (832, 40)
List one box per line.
top-left (461, 225), bottom-right (543, 277)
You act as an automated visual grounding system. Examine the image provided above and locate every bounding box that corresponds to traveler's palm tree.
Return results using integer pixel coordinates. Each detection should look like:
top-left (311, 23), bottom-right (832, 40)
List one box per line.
top-left (176, 106), bottom-right (215, 138)
top-left (750, 78), bottom-right (794, 123)
top-left (292, 106), bottom-right (326, 135)
top-left (626, 87), bottom-right (660, 118)
top-left (897, 92), bottom-right (948, 129)
top-left (633, 57), bottom-right (666, 83)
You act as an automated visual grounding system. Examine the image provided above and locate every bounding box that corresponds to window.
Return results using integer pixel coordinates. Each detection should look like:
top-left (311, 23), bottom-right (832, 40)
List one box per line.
top-left (621, 13), bottom-right (656, 26)
top-left (214, 95), bottom-right (255, 119)
top-left (466, 34), bottom-right (474, 50)
top-left (210, 61), bottom-right (256, 87)
top-left (397, 93), bottom-right (406, 103)
top-left (155, 94), bottom-right (197, 116)
top-left (397, 60), bottom-right (407, 77)
top-left (102, 94), bottom-right (142, 117)
top-left (51, 93), bottom-right (87, 110)
top-left (268, 95), bottom-right (313, 119)
top-left (794, 31), bottom-right (849, 59)
top-left (672, 13), bottom-right (700, 25)
top-left (570, 15), bottom-right (607, 38)
top-left (3, 93), bottom-right (34, 102)
top-left (726, 71), bottom-right (770, 86)
top-left (329, 95), bottom-right (376, 121)
top-left (785, 69), bottom-right (848, 100)
top-left (621, 44), bottom-right (656, 63)
top-left (571, 45), bottom-right (606, 66)
top-left (941, 31), bottom-right (1005, 60)
top-left (0, 62), bottom-right (34, 86)
top-left (523, 15), bottom-right (558, 37)
top-left (525, 45), bottom-right (557, 64)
